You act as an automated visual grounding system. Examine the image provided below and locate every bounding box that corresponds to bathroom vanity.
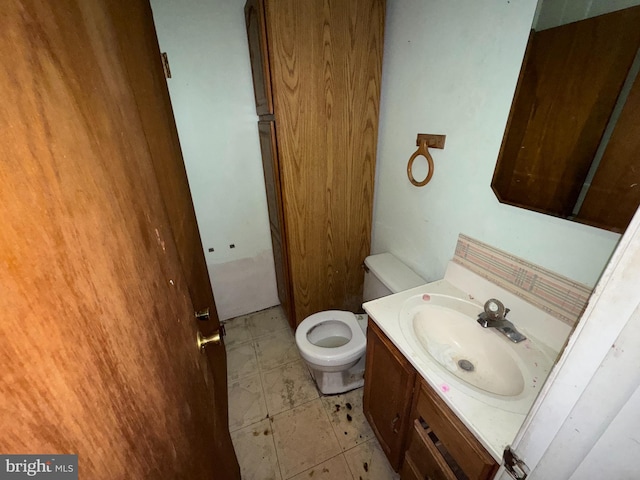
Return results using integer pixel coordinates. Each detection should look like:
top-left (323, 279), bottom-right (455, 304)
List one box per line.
top-left (363, 260), bottom-right (572, 479)
top-left (365, 319), bottom-right (498, 478)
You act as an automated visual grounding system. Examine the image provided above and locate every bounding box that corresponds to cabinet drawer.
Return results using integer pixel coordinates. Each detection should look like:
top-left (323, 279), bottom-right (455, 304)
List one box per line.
top-left (412, 380), bottom-right (497, 480)
top-left (404, 419), bottom-right (465, 480)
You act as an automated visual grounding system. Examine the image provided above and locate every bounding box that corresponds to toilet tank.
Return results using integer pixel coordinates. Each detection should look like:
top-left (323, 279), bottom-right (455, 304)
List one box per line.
top-left (363, 253), bottom-right (426, 302)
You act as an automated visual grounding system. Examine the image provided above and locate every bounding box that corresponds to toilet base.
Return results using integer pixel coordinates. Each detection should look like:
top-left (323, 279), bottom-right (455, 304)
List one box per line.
top-left (307, 355), bottom-right (366, 395)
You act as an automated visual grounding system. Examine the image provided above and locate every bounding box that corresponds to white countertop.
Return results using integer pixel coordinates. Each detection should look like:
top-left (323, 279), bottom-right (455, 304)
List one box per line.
top-left (363, 263), bottom-right (568, 462)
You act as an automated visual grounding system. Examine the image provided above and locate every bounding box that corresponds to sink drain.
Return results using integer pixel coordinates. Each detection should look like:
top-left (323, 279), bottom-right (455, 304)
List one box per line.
top-left (458, 359), bottom-right (475, 372)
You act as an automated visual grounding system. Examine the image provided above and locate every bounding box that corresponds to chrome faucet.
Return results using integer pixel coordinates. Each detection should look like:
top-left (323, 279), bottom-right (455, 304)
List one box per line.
top-left (477, 299), bottom-right (527, 343)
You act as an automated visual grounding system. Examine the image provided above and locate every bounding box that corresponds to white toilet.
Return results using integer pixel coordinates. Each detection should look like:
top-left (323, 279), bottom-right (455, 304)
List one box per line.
top-left (295, 253), bottom-right (425, 394)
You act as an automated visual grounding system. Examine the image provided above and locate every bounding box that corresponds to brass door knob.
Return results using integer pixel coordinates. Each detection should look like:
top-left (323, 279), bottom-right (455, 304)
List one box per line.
top-left (197, 330), bottom-right (221, 351)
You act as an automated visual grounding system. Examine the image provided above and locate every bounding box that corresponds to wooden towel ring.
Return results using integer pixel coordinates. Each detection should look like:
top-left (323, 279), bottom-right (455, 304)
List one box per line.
top-left (407, 139), bottom-right (434, 187)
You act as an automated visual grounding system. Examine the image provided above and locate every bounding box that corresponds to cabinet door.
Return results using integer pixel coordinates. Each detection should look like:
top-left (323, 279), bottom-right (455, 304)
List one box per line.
top-left (364, 320), bottom-right (416, 471)
top-left (257, 121), bottom-right (294, 327)
top-left (244, 0), bottom-right (273, 115)
top-left (577, 72), bottom-right (640, 231)
top-left (492, 6), bottom-right (640, 225)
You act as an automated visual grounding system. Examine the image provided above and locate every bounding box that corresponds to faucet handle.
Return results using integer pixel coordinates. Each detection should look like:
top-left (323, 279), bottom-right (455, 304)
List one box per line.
top-left (504, 307), bottom-right (511, 318)
top-left (483, 299), bottom-right (506, 319)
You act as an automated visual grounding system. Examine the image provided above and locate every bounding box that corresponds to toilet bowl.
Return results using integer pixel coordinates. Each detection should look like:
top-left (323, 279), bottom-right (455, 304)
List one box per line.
top-left (295, 253), bottom-right (426, 395)
top-left (295, 310), bottom-right (367, 395)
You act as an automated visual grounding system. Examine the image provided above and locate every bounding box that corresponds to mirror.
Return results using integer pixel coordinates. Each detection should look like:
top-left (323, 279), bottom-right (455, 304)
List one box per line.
top-left (492, 1), bottom-right (640, 233)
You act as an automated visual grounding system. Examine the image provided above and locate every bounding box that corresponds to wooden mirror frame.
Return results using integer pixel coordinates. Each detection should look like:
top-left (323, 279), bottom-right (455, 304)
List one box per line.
top-left (491, 6), bottom-right (640, 233)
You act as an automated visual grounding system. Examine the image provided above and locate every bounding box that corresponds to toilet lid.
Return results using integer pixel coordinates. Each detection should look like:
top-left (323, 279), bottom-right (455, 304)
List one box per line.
top-left (295, 311), bottom-right (366, 367)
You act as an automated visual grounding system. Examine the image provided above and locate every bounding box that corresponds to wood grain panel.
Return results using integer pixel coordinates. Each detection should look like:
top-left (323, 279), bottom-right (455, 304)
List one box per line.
top-left (245, 0), bottom-right (273, 115)
top-left (363, 320), bottom-right (416, 471)
top-left (577, 73), bottom-right (640, 232)
top-left (107, 0), bottom-right (218, 317)
top-left (105, 2), bottom-right (238, 476)
top-left (412, 379), bottom-right (498, 479)
top-left (405, 421), bottom-right (458, 480)
top-left (0, 1), bottom-right (235, 477)
top-left (258, 122), bottom-right (285, 235)
top-left (493, 7), bottom-right (640, 217)
top-left (258, 121), bottom-right (295, 326)
top-left (266, 0), bottom-right (385, 324)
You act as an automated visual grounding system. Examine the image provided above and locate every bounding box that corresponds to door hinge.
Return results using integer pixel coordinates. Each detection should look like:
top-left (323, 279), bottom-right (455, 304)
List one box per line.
top-left (503, 447), bottom-right (529, 480)
top-left (161, 52), bottom-right (172, 78)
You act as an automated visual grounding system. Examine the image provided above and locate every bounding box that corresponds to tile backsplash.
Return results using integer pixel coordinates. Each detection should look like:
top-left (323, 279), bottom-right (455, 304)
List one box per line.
top-left (453, 234), bottom-right (592, 326)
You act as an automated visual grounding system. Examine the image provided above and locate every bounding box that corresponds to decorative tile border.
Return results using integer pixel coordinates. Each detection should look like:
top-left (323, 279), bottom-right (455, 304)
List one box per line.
top-left (453, 234), bottom-right (592, 326)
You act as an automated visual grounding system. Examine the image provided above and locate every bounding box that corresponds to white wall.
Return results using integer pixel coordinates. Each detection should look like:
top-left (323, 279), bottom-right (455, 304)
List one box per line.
top-left (535, 0), bottom-right (640, 30)
top-left (149, 0), bottom-right (278, 319)
top-left (372, 0), bottom-right (621, 288)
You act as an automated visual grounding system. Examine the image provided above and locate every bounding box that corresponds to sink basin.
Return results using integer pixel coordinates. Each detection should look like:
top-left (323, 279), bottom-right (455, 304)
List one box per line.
top-left (399, 294), bottom-right (551, 404)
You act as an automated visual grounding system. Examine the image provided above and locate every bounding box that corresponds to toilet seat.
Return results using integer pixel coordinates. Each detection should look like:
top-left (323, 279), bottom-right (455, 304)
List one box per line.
top-left (295, 310), bottom-right (366, 368)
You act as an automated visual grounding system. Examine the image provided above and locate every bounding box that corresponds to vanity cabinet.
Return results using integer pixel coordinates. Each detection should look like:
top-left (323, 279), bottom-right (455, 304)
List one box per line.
top-left (363, 319), bottom-right (499, 479)
top-left (363, 320), bottom-right (416, 470)
top-left (244, 0), bottom-right (385, 328)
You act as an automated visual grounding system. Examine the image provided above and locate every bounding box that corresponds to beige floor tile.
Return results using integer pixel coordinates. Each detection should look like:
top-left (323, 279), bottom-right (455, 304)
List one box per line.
top-left (224, 316), bottom-right (253, 348)
top-left (262, 360), bottom-right (319, 416)
top-left (231, 418), bottom-right (282, 480)
top-left (248, 306), bottom-right (289, 338)
top-left (343, 439), bottom-right (399, 480)
top-left (321, 388), bottom-right (374, 451)
top-left (254, 328), bottom-right (301, 371)
top-left (227, 341), bottom-right (259, 382)
top-left (228, 374), bottom-right (268, 432)
top-left (288, 454), bottom-right (353, 480)
top-left (272, 399), bottom-right (342, 478)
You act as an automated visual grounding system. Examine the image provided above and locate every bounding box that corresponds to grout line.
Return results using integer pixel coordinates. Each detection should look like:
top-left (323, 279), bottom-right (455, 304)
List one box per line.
top-left (318, 392), bottom-right (344, 452)
top-left (224, 305), bottom-right (289, 345)
top-left (226, 366), bottom-right (268, 433)
top-left (228, 412), bottom-right (271, 434)
top-left (254, 341), bottom-right (302, 374)
top-left (266, 414), bottom-right (283, 480)
top-left (226, 341), bottom-right (258, 383)
top-left (258, 356), bottom-right (304, 375)
top-left (254, 345), bottom-right (286, 480)
top-left (249, 324), bottom-right (291, 341)
top-left (282, 452), bottom-right (353, 480)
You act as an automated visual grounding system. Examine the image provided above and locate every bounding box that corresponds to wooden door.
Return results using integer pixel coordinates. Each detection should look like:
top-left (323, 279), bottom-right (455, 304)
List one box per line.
top-left (245, 0), bottom-right (273, 115)
top-left (0, 1), bottom-right (239, 478)
top-left (257, 121), bottom-right (295, 327)
top-left (104, 1), bottom-right (238, 473)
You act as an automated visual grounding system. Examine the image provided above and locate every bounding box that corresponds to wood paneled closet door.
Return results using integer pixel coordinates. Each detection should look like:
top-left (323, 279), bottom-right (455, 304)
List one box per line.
top-left (246, 0), bottom-right (385, 327)
top-left (258, 120), bottom-right (295, 326)
top-left (245, 0), bottom-right (273, 116)
top-left (0, 1), bottom-right (239, 478)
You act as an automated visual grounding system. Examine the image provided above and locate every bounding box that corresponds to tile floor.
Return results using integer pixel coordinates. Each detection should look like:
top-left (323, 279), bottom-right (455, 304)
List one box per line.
top-left (225, 306), bottom-right (400, 480)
